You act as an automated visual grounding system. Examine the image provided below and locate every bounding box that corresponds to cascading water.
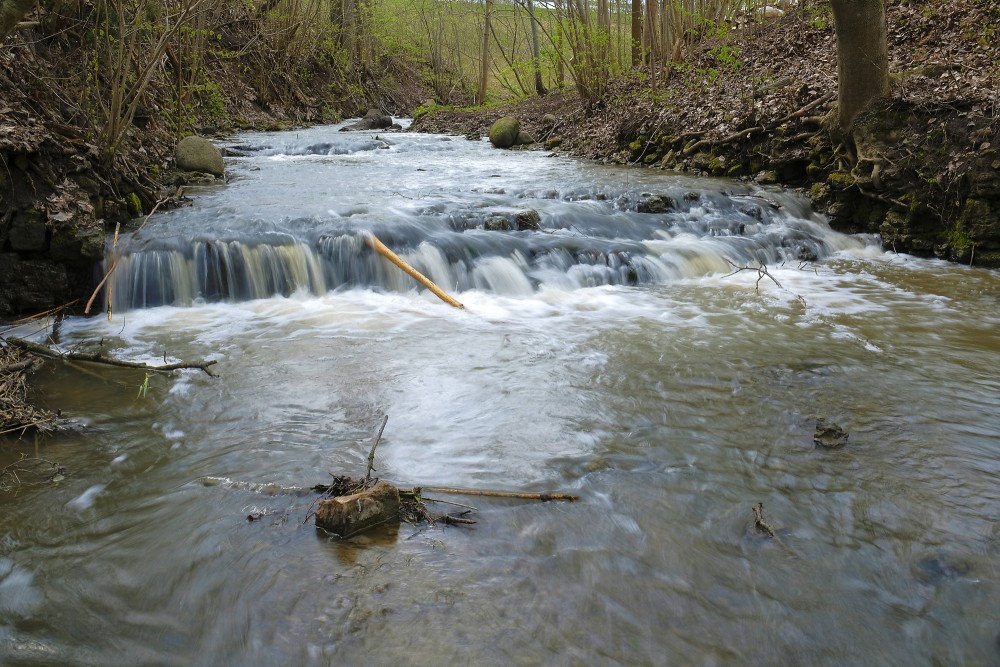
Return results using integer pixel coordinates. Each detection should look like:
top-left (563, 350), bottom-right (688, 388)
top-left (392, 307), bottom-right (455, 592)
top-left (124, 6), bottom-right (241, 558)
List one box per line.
top-left (5, 121), bottom-right (998, 667)
top-left (106, 126), bottom-right (873, 310)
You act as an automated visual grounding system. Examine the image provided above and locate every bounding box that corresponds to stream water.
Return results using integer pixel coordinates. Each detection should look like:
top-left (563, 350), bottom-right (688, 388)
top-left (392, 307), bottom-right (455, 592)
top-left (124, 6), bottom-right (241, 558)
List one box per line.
top-left (2, 122), bottom-right (999, 666)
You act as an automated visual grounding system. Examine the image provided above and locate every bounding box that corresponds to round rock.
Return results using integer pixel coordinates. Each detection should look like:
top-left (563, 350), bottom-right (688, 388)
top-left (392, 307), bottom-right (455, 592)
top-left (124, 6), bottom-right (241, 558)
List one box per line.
top-left (176, 135), bottom-right (225, 177)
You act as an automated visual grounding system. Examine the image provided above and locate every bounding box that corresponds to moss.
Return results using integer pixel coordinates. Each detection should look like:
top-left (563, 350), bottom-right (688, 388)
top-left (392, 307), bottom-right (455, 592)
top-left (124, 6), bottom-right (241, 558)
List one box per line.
top-left (826, 171), bottom-right (855, 188)
top-left (945, 228), bottom-right (973, 250)
top-left (126, 192), bottom-right (142, 215)
top-left (489, 116), bottom-right (521, 149)
top-left (708, 156), bottom-right (726, 174)
top-left (809, 183), bottom-right (830, 203)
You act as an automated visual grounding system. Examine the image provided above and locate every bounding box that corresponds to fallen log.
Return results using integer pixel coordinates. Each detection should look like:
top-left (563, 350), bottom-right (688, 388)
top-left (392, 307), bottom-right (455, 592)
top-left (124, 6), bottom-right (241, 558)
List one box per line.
top-left (315, 480), bottom-right (401, 537)
top-left (367, 233), bottom-right (465, 309)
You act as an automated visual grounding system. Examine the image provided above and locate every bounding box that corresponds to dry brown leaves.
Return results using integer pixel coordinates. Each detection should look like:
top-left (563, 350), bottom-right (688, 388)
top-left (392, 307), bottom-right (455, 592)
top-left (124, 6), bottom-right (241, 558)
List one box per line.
top-left (464, 0), bottom-right (999, 163)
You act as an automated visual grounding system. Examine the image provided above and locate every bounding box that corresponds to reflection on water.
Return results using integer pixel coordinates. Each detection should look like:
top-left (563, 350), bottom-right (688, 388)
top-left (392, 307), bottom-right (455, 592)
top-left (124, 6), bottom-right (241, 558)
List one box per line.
top-left (2, 123), bottom-right (999, 666)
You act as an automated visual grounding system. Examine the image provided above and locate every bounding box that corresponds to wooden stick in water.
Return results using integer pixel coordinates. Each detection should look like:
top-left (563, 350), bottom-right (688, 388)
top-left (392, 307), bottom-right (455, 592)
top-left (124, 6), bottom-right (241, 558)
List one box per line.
top-left (408, 486), bottom-right (578, 502)
top-left (367, 234), bottom-right (465, 310)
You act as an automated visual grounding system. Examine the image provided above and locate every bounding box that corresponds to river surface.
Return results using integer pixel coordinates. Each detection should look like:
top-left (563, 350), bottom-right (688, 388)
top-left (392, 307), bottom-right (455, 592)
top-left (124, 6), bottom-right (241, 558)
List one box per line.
top-left (2, 122), bottom-right (999, 666)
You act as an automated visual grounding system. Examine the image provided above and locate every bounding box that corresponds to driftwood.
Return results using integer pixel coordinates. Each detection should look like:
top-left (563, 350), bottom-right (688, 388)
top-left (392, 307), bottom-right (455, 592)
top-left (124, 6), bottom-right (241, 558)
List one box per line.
top-left (216, 417), bottom-right (578, 537)
top-left (404, 486), bottom-right (578, 502)
top-left (367, 233), bottom-right (465, 309)
top-left (3, 336), bottom-right (218, 376)
top-left (0, 456), bottom-right (64, 491)
top-left (752, 502), bottom-right (798, 559)
top-left (364, 415), bottom-right (388, 483)
top-left (315, 480), bottom-right (401, 537)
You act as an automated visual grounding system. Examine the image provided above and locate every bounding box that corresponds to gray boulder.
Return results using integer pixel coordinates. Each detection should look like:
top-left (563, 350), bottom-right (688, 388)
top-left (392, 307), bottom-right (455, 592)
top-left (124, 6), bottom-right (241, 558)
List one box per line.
top-left (176, 135), bottom-right (224, 177)
top-left (340, 109), bottom-right (393, 131)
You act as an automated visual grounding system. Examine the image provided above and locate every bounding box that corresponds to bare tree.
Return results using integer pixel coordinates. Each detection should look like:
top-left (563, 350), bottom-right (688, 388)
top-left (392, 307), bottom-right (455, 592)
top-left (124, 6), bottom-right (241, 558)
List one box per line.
top-left (830, 0), bottom-right (890, 131)
top-left (525, 0), bottom-right (546, 95)
top-left (477, 0), bottom-right (493, 104)
top-left (630, 0), bottom-right (642, 66)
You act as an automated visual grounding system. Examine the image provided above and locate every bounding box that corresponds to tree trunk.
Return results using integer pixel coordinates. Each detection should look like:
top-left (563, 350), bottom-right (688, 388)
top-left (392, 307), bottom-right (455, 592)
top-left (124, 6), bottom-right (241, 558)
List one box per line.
top-left (630, 0), bottom-right (642, 66)
top-left (554, 0), bottom-right (565, 87)
top-left (0, 0), bottom-right (35, 40)
top-left (830, 0), bottom-right (890, 131)
top-left (477, 0), bottom-right (493, 104)
top-left (526, 0), bottom-right (546, 95)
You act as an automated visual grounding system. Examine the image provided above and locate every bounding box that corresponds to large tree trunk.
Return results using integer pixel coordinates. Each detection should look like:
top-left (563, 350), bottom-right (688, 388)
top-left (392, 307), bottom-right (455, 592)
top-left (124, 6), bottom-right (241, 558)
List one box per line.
top-left (830, 0), bottom-right (890, 131)
top-left (630, 0), bottom-right (642, 66)
top-left (0, 0), bottom-right (36, 40)
top-left (477, 0), bottom-right (493, 105)
top-left (526, 0), bottom-right (546, 96)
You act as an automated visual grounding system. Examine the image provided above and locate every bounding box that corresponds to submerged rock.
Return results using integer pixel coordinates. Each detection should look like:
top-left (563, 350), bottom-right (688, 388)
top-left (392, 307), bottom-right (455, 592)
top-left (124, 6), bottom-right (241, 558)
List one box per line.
top-left (637, 194), bottom-right (677, 214)
top-left (911, 552), bottom-right (972, 584)
top-left (484, 215), bottom-right (512, 231)
top-left (515, 209), bottom-right (541, 231)
top-left (813, 418), bottom-right (849, 448)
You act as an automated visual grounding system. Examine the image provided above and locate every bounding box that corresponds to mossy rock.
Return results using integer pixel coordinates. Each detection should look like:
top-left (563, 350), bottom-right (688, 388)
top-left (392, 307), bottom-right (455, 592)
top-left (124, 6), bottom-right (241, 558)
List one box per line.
top-left (515, 209), bottom-right (541, 231)
top-left (176, 135), bottom-right (224, 177)
top-left (959, 198), bottom-right (1000, 240)
top-left (515, 130), bottom-right (536, 146)
top-left (489, 116), bottom-right (520, 149)
top-left (826, 171), bottom-right (854, 188)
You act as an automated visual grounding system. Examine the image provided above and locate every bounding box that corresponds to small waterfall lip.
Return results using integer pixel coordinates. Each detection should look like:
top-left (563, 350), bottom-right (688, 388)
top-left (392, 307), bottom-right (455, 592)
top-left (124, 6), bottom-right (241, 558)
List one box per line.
top-left (107, 126), bottom-right (872, 311)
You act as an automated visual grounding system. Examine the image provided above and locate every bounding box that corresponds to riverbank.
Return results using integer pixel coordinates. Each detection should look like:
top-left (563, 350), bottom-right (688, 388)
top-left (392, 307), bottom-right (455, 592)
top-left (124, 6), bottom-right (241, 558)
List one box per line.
top-left (412, 0), bottom-right (1000, 267)
top-left (0, 7), bottom-right (430, 319)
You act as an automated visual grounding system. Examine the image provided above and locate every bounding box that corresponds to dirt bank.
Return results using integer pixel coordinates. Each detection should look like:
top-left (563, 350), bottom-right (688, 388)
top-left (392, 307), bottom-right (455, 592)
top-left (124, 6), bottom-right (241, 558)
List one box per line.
top-left (0, 8), bottom-right (429, 319)
top-left (412, 0), bottom-right (1000, 266)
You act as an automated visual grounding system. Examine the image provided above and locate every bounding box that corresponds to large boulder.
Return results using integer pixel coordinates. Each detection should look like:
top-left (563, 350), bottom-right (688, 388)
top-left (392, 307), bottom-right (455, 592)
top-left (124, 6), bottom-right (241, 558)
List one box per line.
top-left (489, 116), bottom-right (520, 149)
top-left (340, 109), bottom-right (393, 132)
top-left (176, 135), bottom-right (224, 177)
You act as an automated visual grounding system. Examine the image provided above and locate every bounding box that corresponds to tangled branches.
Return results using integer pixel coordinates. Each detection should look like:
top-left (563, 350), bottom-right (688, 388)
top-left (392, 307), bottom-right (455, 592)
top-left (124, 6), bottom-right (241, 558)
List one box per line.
top-left (0, 455), bottom-right (65, 491)
top-left (0, 344), bottom-right (56, 437)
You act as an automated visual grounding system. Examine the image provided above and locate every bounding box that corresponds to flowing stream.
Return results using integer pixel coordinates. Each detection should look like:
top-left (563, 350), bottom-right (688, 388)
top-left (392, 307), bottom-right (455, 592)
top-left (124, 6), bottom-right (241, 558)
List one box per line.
top-left (2, 122), bottom-right (999, 665)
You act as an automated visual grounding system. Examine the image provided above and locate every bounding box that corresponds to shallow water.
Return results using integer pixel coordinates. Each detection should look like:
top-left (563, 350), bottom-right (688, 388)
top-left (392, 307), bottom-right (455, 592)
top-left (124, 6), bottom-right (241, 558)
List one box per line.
top-left (2, 123), bottom-right (999, 665)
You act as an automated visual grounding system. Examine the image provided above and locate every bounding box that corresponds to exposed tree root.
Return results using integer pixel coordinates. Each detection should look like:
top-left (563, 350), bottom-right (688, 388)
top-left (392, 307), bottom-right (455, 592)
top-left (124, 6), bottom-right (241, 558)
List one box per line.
top-left (682, 92), bottom-right (835, 156)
